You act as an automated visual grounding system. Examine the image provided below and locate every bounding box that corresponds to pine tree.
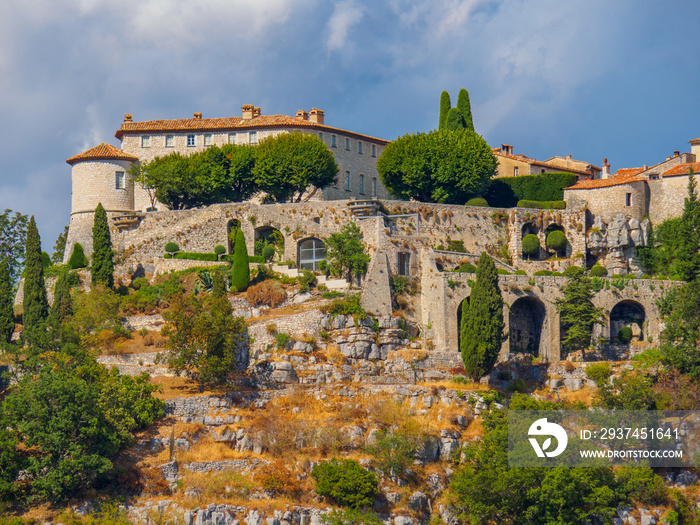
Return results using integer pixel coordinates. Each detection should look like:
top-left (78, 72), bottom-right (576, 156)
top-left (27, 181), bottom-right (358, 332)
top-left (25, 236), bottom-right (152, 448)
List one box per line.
top-left (460, 253), bottom-right (504, 380)
top-left (556, 267), bottom-right (605, 356)
top-left (445, 108), bottom-right (466, 131)
top-left (439, 91), bottom-right (451, 131)
top-left (50, 271), bottom-right (73, 326)
top-left (91, 203), bottom-right (114, 288)
top-left (456, 88), bottom-right (474, 132)
top-left (0, 259), bottom-right (14, 343)
top-left (677, 171), bottom-right (700, 282)
top-left (22, 216), bottom-right (49, 336)
top-left (231, 229), bottom-right (250, 292)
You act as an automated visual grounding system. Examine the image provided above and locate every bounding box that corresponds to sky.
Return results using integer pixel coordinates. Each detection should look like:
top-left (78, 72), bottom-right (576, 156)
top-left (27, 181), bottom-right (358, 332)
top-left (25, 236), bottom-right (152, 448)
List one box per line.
top-left (1, 0), bottom-right (699, 250)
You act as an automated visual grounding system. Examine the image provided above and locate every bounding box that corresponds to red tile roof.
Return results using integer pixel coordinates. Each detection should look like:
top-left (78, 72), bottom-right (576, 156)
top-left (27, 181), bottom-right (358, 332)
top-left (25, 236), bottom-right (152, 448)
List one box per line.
top-left (611, 167), bottom-right (644, 178)
top-left (662, 162), bottom-right (700, 176)
top-left (690, 138), bottom-right (700, 144)
top-left (66, 143), bottom-right (139, 165)
top-left (115, 114), bottom-right (389, 144)
top-left (565, 171), bottom-right (643, 190)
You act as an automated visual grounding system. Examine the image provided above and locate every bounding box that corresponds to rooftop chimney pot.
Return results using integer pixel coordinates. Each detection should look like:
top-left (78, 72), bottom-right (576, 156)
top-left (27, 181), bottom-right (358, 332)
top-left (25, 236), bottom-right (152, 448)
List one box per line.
top-left (241, 105), bottom-right (254, 120)
top-left (309, 108), bottom-right (325, 125)
top-left (124, 114), bottom-right (133, 123)
top-left (193, 112), bottom-right (202, 119)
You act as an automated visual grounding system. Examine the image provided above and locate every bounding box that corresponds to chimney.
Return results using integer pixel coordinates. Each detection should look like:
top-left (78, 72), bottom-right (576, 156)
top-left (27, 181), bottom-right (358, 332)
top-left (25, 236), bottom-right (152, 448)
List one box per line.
top-left (193, 112), bottom-right (202, 119)
top-left (295, 110), bottom-right (309, 121)
top-left (602, 158), bottom-right (610, 179)
top-left (566, 154), bottom-right (572, 161)
top-left (309, 108), bottom-right (325, 125)
top-left (674, 150), bottom-right (680, 157)
top-left (253, 107), bottom-right (261, 118)
top-left (501, 144), bottom-right (513, 155)
top-left (124, 114), bottom-right (133, 123)
top-left (242, 104), bottom-right (255, 120)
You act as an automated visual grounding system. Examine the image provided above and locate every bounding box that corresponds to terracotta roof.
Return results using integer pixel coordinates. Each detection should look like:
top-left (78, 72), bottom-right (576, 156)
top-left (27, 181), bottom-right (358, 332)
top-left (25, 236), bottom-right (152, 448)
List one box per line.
top-left (493, 150), bottom-right (593, 177)
top-left (565, 171), bottom-right (643, 190)
top-left (690, 138), bottom-right (700, 144)
top-left (115, 115), bottom-right (389, 144)
top-left (66, 143), bottom-right (139, 165)
top-left (662, 162), bottom-right (700, 176)
top-left (611, 167), bottom-right (644, 178)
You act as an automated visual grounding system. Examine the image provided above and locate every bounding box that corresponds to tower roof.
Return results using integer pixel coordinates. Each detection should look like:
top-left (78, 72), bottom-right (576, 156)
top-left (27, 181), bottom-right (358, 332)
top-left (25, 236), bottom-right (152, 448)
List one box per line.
top-left (66, 143), bottom-right (139, 165)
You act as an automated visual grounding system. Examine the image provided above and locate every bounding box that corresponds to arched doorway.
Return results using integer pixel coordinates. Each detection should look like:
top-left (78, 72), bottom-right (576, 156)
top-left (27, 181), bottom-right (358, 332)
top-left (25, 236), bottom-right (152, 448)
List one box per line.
top-left (509, 297), bottom-right (546, 356)
top-left (610, 300), bottom-right (646, 342)
top-left (255, 226), bottom-right (284, 261)
top-left (227, 219), bottom-right (241, 253)
top-left (298, 237), bottom-right (326, 271)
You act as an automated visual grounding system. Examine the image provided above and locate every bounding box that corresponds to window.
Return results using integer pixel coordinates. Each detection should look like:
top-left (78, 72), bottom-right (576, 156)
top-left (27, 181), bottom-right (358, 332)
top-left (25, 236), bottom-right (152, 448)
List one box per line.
top-left (345, 138), bottom-right (350, 150)
top-left (187, 135), bottom-right (195, 147)
top-left (514, 167), bottom-right (519, 176)
top-left (331, 134), bottom-right (337, 148)
top-left (165, 135), bottom-right (174, 147)
top-left (372, 177), bottom-right (377, 197)
top-left (398, 252), bottom-right (410, 276)
top-left (204, 134), bottom-right (212, 147)
top-left (345, 171), bottom-right (351, 191)
top-left (249, 131), bottom-right (257, 144)
top-left (371, 144), bottom-right (376, 157)
top-left (359, 174), bottom-right (365, 194)
top-left (298, 238), bottom-right (326, 271)
top-left (228, 133), bottom-right (236, 144)
top-left (318, 132), bottom-right (323, 142)
top-left (626, 193), bottom-right (632, 206)
top-left (649, 173), bottom-right (659, 180)
top-left (541, 169), bottom-right (546, 174)
top-left (141, 136), bottom-right (150, 148)
top-left (115, 171), bottom-right (125, 190)
top-left (358, 141), bottom-right (363, 154)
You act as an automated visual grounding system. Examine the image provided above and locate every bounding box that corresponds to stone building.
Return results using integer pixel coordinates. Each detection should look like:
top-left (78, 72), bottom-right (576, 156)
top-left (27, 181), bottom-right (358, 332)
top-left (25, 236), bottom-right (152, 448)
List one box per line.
top-left (493, 144), bottom-right (601, 180)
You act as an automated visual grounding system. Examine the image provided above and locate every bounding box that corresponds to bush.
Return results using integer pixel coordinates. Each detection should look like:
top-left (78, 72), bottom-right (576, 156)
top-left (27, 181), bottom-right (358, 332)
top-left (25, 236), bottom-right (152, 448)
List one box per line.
top-left (616, 467), bottom-right (668, 505)
top-left (465, 197), bottom-right (489, 207)
top-left (624, 274), bottom-right (637, 279)
top-left (298, 270), bottom-right (317, 292)
top-left (514, 270), bottom-right (527, 275)
top-left (320, 294), bottom-right (367, 319)
top-left (312, 459), bottom-right (378, 508)
top-left (173, 252), bottom-right (218, 261)
top-left (164, 242), bottom-right (179, 253)
top-left (214, 245), bottom-right (226, 257)
top-left (164, 253), bottom-right (172, 259)
top-left (456, 263), bottom-right (477, 273)
top-left (617, 326), bottom-right (633, 344)
top-left (522, 234), bottom-right (540, 256)
top-left (517, 200), bottom-right (566, 209)
top-left (563, 265), bottom-right (583, 277)
top-left (533, 270), bottom-right (551, 276)
top-left (484, 172), bottom-right (579, 208)
top-left (262, 244), bottom-right (276, 262)
top-left (68, 243), bottom-right (88, 269)
top-left (274, 332), bottom-right (291, 349)
top-left (497, 269), bottom-right (510, 275)
top-left (131, 277), bottom-right (149, 290)
top-left (246, 279), bottom-right (286, 307)
top-left (589, 264), bottom-right (608, 277)
top-left (585, 362), bottom-right (611, 385)
top-left (547, 230), bottom-right (567, 252)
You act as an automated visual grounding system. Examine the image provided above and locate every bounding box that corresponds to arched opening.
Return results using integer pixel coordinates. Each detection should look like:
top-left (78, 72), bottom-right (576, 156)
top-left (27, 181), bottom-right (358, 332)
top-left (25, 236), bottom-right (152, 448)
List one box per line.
top-left (544, 223), bottom-right (564, 235)
top-left (255, 226), bottom-right (284, 261)
top-left (227, 219), bottom-right (241, 253)
top-left (456, 296), bottom-right (470, 353)
top-left (509, 297), bottom-right (546, 356)
top-left (610, 300), bottom-right (646, 342)
top-left (298, 237), bottom-right (326, 271)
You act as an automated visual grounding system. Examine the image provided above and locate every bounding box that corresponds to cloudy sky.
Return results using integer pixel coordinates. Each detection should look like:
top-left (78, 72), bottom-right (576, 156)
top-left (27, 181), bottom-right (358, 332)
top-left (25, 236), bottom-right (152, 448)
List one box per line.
top-left (1, 0), bottom-right (698, 249)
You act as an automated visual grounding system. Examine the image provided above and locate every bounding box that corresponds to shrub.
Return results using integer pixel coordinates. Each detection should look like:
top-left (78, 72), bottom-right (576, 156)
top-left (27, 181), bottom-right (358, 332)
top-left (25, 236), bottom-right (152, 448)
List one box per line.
top-left (262, 244), bottom-right (276, 262)
top-left (585, 362), bottom-right (611, 385)
top-left (257, 461), bottom-right (302, 498)
top-left (68, 243), bottom-right (88, 269)
top-left (322, 290), bottom-right (344, 299)
top-left (624, 274), bottom-right (637, 279)
top-left (320, 294), bottom-right (367, 319)
top-left (563, 265), bottom-right (583, 277)
top-left (617, 326), bottom-right (633, 344)
top-left (465, 197), bottom-right (488, 207)
top-left (246, 279), bottom-right (286, 307)
top-left (312, 459), bottom-right (378, 508)
top-left (164, 253), bottom-right (172, 259)
top-left (321, 509), bottom-right (383, 525)
top-left (616, 467), bottom-right (668, 505)
top-left (456, 263), bottom-right (477, 273)
top-left (214, 245), bottom-right (226, 257)
top-left (533, 270), bottom-right (551, 276)
top-left (131, 277), bottom-right (149, 290)
top-left (365, 427), bottom-right (422, 477)
top-left (514, 270), bottom-right (527, 275)
top-left (173, 252), bottom-right (218, 261)
top-left (164, 242), bottom-right (179, 253)
top-left (517, 200), bottom-right (566, 209)
top-left (274, 332), bottom-right (291, 349)
top-left (298, 270), bottom-right (317, 292)
top-left (589, 264), bottom-right (608, 277)
top-left (522, 234), bottom-right (540, 257)
top-left (497, 269), bottom-right (510, 275)
top-left (547, 230), bottom-right (567, 252)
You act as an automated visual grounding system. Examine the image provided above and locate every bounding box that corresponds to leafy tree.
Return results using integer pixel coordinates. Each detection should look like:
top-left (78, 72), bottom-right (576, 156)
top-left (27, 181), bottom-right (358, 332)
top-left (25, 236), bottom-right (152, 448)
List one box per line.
top-left (22, 216), bottom-right (49, 339)
top-left (445, 107), bottom-right (466, 131)
top-left (51, 225), bottom-right (69, 265)
top-left (521, 234), bottom-right (540, 258)
top-left (68, 242), bottom-right (88, 269)
top-left (546, 230), bottom-right (567, 254)
top-left (377, 129), bottom-right (497, 204)
top-left (456, 88), bottom-right (475, 132)
top-left (658, 281), bottom-right (700, 378)
top-left (0, 260), bottom-right (14, 343)
top-left (231, 229), bottom-right (250, 292)
top-left (91, 203), bottom-right (114, 289)
top-left (312, 458), bottom-right (378, 508)
top-left (439, 90), bottom-right (451, 131)
top-left (594, 371), bottom-right (657, 410)
top-left (324, 223), bottom-right (370, 282)
top-left (460, 253), bottom-right (504, 380)
top-left (50, 270), bottom-right (73, 326)
top-left (253, 132), bottom-right (338, 203)
top-left (160, 292), bottom-right (249, 391)
top-left (0, 208), bottom-right (28, 286)
top-left (555, 267), bottom-right (605, 356)
top-left (676, 171), bottom-right (700, 281)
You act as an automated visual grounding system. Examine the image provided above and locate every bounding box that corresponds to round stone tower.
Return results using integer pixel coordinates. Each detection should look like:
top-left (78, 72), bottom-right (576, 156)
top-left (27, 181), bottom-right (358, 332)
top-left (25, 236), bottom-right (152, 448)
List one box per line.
top-left (63, 143), bottom-right (138, 262)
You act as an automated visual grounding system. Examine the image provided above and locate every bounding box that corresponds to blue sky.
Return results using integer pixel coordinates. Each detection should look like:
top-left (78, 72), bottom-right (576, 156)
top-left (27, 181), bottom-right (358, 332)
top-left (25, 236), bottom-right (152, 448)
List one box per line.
top-left (1, 0), bottom-right (698, 250)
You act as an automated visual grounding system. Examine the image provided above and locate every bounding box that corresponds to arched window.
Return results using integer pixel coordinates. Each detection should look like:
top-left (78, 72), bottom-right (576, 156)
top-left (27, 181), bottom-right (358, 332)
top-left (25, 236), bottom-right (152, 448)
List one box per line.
top-left (298, 238), bottom-right (326, 271)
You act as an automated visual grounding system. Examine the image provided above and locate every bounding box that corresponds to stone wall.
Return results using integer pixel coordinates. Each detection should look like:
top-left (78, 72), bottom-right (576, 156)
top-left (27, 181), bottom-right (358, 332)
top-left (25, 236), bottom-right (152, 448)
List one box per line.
top-left (71, 159), bottom-right (135, 214)
top-left (564, 181), bottom-right (648, 223)
top-left (648, 174), bottom-right (694, 224)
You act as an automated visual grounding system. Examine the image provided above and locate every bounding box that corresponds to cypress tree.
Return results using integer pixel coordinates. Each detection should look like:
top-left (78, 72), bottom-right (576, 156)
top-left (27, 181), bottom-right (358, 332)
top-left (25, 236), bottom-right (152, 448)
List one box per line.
top-left (91, 203), bottom-right (114, 288)
top-left (68, 243), bottom-right (88, 269)
top-left (439, 91), bottom-right (451, 131)
top-left (456, 88), bottom-right (474, 132)
top-left (0, 260), bottom-right (14, 343)
top-left (231, 229), bottom-right (250, 292)
top-left (22, 216), bottom-right (49, 335)
top-left (50, 271), bottom-right (73, 326)
top-left (445, 108), bottom-right (466, 131)
top-left (677, 171), bottom-right (700, 282)
top-left (460, 252), bottom-right (504, 380)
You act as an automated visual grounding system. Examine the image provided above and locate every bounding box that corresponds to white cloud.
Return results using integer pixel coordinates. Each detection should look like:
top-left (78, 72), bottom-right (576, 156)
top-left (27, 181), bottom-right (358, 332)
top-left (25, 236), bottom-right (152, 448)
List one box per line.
top-left (326, 1), bottom-right (364, 52)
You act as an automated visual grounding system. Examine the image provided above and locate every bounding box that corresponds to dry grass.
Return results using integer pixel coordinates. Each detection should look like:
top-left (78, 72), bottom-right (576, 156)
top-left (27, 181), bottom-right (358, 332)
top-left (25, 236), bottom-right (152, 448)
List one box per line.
top-left (148, 375), bottom-right (224, 400)
top-left (177, 437), bottom-right (248, 463)
top-left (416, 379), bottom-right (490, 391)
top-left (390, 349), bottom-right (428, 362)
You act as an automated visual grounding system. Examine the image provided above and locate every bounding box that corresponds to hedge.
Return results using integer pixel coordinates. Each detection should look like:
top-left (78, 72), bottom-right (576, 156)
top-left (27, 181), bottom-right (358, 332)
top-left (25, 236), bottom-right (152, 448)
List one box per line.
top-left (517, 200), bottom-right (566, 210)
top-left (173, 252), bottom-right (218, 261)
top-left (456, 263), bottom-right (477, 273)
top-left (465, 197), bottom-right (489, 207)
top-left (220, 254), bottom-right (265, 263)
top-left (522, 234), bottom-right (540, 256)
top-left (484, 172), bottom-right (578, 208)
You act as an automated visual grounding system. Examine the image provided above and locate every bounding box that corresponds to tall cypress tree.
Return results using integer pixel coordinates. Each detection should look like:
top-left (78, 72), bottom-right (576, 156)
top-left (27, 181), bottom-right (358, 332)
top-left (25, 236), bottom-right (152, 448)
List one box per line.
top-left (460, 253), bottom-right (504, 380)
top-left (456, 88), bottom-right (474, 132)
top-left (231, 229), bottom-right (250, 292)
top-left (22, 216), bottom-right (49, 335)
top-left (439, 91), bottom-right (451, 131)
top-left (677, 172), bottom-right (700, 282)
top-left (0, 259), bottom-right (14, 343)
top-left (445, 108), bottom-right (466, 131)
top-left (50, 271), bottom-right (73, 326)
top-left (91, 203), bottom-right (114, 288)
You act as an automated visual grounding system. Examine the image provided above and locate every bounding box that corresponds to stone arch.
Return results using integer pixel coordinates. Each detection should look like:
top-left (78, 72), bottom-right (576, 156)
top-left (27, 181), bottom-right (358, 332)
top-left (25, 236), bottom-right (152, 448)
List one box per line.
top-left (254, 226), bottom-right (284, 260)
top-left (226, 219), bottom-right (241, 253)
top-left (456, 296), bottom-right (470, 353)
top-left (509, 297), bottom-right (546, 356)
top-left (298, 237), bottom-right (326, 271)
top-left (610, 300), bottom-right (646, 342)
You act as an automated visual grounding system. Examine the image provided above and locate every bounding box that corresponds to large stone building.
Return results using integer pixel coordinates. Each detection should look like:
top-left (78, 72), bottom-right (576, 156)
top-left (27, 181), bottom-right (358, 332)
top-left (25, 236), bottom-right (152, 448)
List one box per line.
top-left (493, 144), bottom-right (601, 180)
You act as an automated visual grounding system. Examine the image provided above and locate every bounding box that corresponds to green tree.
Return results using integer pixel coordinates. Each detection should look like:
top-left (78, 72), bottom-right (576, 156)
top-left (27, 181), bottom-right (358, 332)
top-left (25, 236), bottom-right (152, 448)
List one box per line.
top-left (324, 223), bottom-right (370, 282)
top-left (160, 292), bottom-right (249, 391)
top-left (22, 216), bottom-right (49, 339)
top-left (312, 458), bottom-right (378, 508)
top-left (0, 208), bottom-right (29, 286)
top-left (555, 267), bottom-right (605, 356)
top-left (51, 225), bottom-right (69, 264)
top-left (253, 132), bottom-right (338, 203)
top-left (444, 108), bottom-right (466, 131)
top-left (460, 253), bottom-right (504, 380)
top-left (676, 171), bottom-right (700, 281)
top-left (658, 281), bottom-right (700, 378)
top-left (50, 270), bottom-right (73, 326)
top-left (439, 90), bottom-right (451, 131)
top-left (231, 229), bottom-right (250, 292)
top-left (68, 242), bottom-right (88, 269)
top-left (91, 203), bottom-right (114, 289)
top-left (456, 88), bottom-right (475, 132)
top-left (377, 129), bottom-right (497, 204)
top-left (0, 260), bottom-right (14, 343)
top-left (212, 268), bottom-right (226, 298)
